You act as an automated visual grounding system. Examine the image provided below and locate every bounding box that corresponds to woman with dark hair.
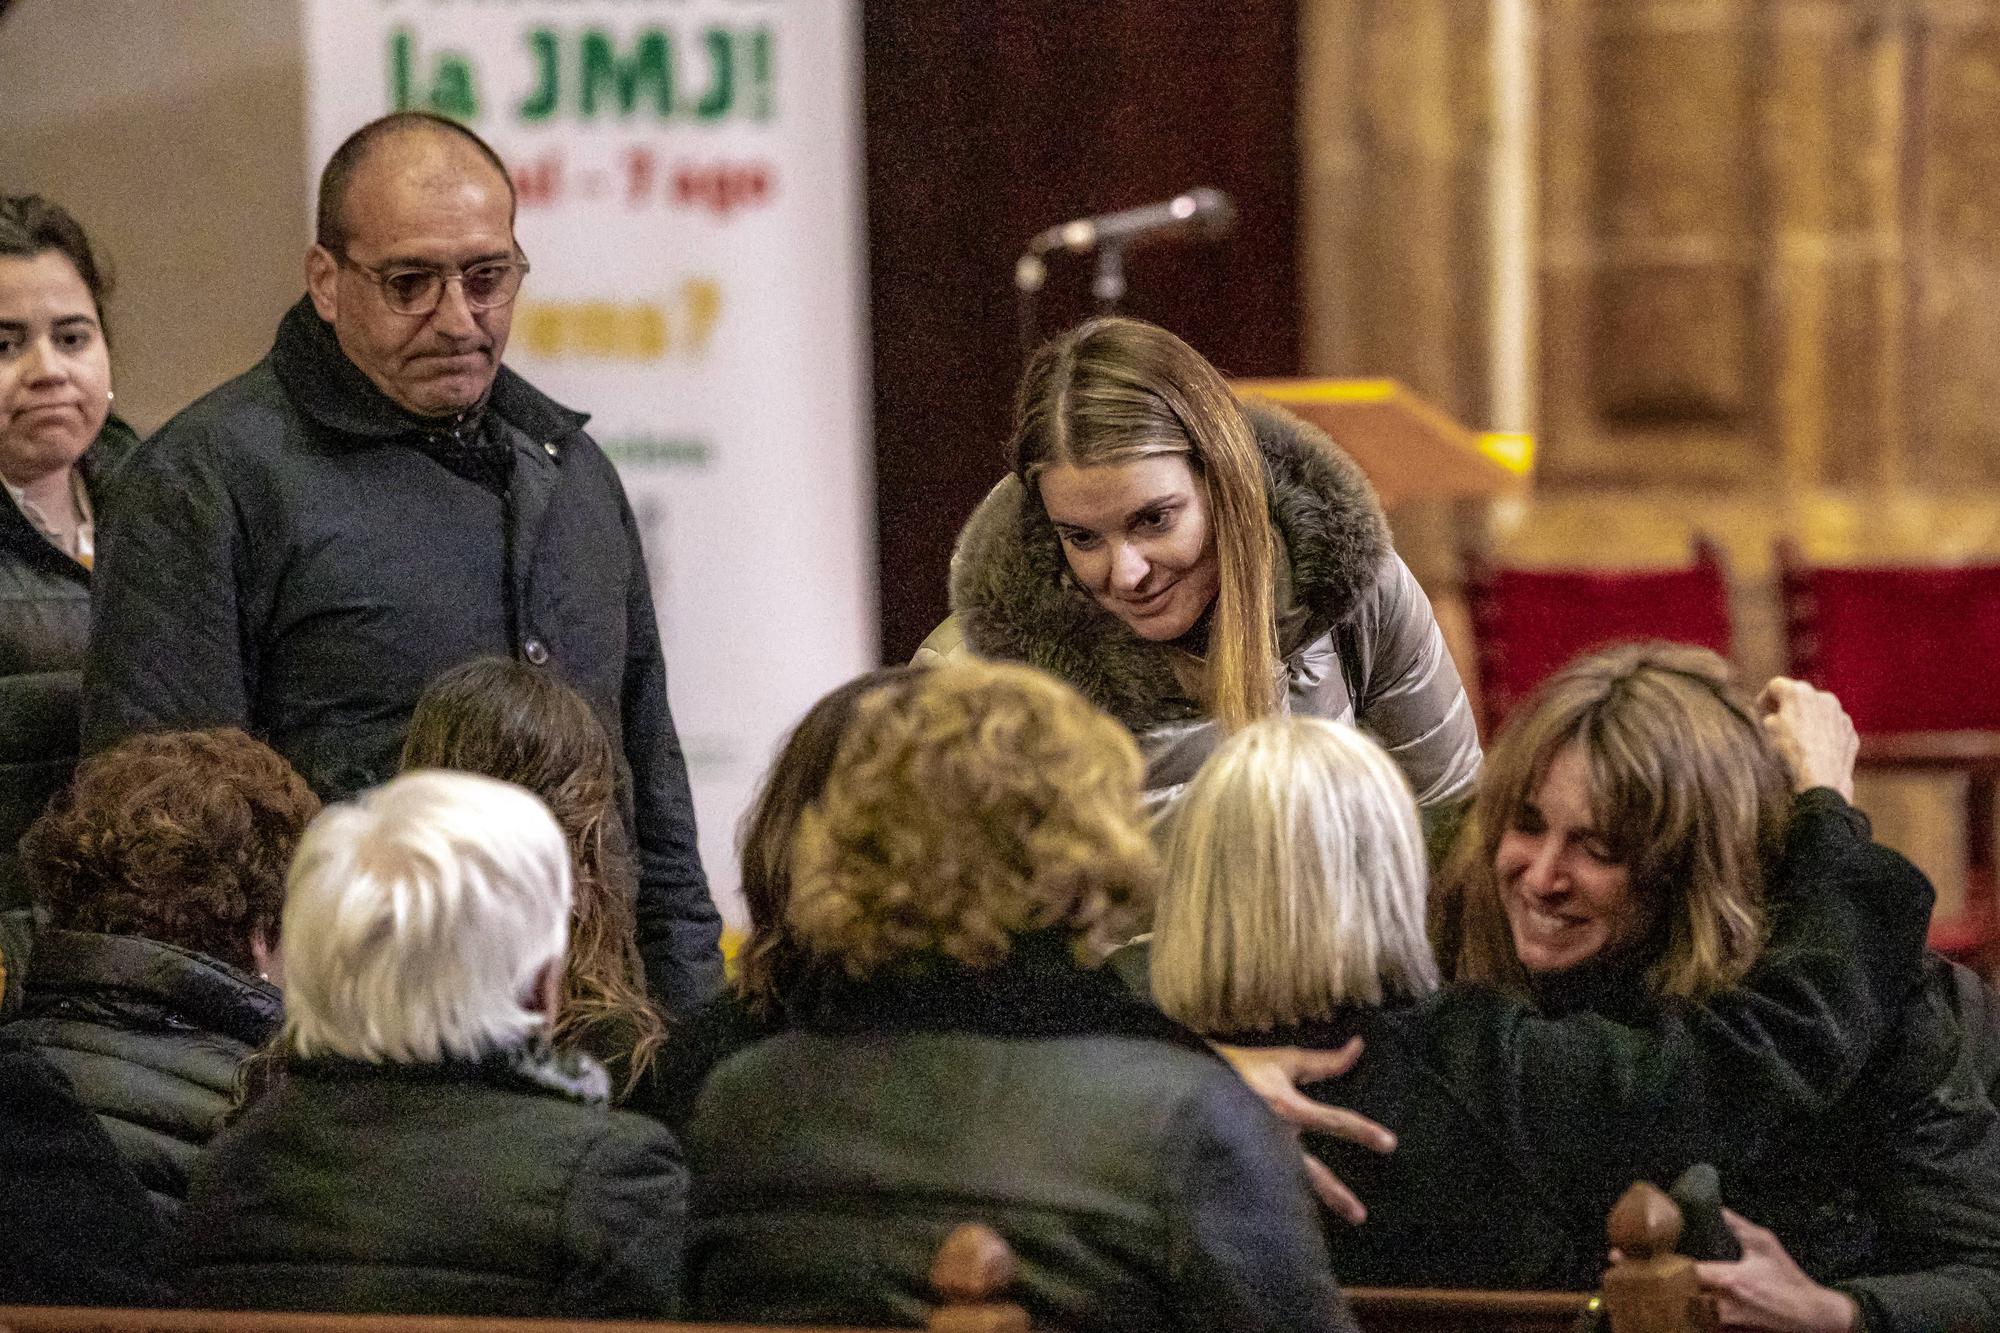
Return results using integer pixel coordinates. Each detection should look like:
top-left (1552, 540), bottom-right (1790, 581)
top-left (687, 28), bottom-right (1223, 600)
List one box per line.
top-left (1434, 644), bottom-right (2000, 1331)
top-left (6, 728), bottom-right (316, 1222)
top-left (401, 656), bottom-right (667, 1098)
top-left (0, 194), bottom-right (138, 1006)
top-left (643, 665), bottom-right (922, 1135)
top-left (688, 659), bottom-right (1354, 1333)
top-left (918, 316), bottom-right (1477, 836)
top-left (0, 193), bottom-right (130, 675)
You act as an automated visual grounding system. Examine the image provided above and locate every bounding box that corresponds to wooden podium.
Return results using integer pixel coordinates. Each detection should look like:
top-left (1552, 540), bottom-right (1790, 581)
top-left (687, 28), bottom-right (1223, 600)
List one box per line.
top-left (1230, 378), bottom-right (1532, 509)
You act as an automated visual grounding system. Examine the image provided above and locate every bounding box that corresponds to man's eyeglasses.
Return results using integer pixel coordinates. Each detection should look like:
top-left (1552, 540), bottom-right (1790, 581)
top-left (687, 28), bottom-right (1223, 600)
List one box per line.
top-left (337, 254), bottom-right (531, 316)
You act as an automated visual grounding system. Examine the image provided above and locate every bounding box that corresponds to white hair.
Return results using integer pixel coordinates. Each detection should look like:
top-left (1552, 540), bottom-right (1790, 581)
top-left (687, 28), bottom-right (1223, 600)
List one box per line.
top-left (281, 770), bottom-right (573, 1064)
top-left (1151, 717), bottom-right (1438, 1034)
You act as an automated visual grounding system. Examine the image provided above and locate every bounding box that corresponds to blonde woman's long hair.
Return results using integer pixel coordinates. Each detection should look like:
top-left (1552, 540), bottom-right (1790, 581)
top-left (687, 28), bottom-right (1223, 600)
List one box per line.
top-left (1152, 717), bottom-right (1438, 1034)
top-left (1433, 643), bottom-right (1790, 1002)
top-left (1010, 316), bottom-right (1279, 733)
top-left (788, 660), bottom-right (1159, 976)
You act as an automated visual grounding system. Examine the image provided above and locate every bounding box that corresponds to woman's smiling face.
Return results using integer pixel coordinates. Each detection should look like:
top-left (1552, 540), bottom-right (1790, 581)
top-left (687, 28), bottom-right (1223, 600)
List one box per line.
top-left (1037, 454), bottom-right (1221, 642)
top-left (1494, 743), bottom-right (1653, 975)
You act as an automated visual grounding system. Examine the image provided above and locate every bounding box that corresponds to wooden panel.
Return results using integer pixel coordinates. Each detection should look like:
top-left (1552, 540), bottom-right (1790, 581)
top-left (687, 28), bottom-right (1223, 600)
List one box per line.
top-left (1907, 7), bottom-right (2000, 489)
top-left (1299, 0), bottom-right (1492, 424)
top-left (1589, 6), bottom-right (1757, 428)
top-left (1540, 0), bottom-right (1769, 486)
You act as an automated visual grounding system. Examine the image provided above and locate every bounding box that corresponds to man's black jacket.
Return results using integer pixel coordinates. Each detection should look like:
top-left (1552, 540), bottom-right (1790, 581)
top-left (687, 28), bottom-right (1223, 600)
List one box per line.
top-left (81, 298), bottom-right (722, 1013)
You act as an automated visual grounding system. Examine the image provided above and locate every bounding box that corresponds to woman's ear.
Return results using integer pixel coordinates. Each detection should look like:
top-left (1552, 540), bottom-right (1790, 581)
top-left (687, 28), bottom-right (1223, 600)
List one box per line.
top-left (251, 929), bottom-right (283, 986)
top-left (527, 960), bottom-right (562, 1018)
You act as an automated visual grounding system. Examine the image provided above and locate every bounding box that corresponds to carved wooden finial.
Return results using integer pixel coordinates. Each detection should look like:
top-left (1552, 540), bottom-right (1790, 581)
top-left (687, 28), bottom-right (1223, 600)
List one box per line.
top-left (1608, 1180), bottom-right (1685, 1261)
top-left (928, 1224), bottom-right (1030, 1333)
top-left (1603, 1182), bottom-right (1717, 1333)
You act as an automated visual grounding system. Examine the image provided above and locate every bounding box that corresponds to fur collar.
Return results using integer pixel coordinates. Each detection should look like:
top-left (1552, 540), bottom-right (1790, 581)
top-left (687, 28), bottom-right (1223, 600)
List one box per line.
top-left (948, 401), bottom-right (1389, 728)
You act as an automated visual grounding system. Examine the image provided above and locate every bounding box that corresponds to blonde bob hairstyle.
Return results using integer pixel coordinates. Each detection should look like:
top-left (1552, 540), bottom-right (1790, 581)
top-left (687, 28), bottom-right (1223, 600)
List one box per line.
top-left (1010, 316), bottom-right (1279, 734)
top-left (788, 659), bottom-right (1159, 977)
top-left (1152, 718), bottom-right (1438, 1034)
top-left (281, 770), bottom-right (573, 1065)
top-left (1433, 643), bottom-right (1791, 1002)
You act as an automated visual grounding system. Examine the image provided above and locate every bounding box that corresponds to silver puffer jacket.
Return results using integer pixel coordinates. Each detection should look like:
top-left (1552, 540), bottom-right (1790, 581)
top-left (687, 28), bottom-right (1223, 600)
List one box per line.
top-left (916, 401), bottom-right (1481, 815)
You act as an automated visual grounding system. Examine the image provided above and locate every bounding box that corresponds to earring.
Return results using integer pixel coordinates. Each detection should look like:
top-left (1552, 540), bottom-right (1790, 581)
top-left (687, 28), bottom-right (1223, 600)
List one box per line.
top-left (106, 389), bottom-right (116, 403)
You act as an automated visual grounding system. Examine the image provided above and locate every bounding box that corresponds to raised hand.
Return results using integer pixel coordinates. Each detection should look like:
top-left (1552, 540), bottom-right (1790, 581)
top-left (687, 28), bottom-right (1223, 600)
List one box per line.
top-left (1757, 677), bottom-right (1859, 802)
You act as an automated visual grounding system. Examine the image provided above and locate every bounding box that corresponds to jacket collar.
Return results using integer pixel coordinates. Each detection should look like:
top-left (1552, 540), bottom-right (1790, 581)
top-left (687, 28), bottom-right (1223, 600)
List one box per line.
top-left (947, 401), bottom-right (1390, 728)
top-left (27, 929), bottom-right (281, 1048)
top-left (288, 1042), bottom-right (611, 1106)
top-left (798, 931), bottom-right (1219, 1058)
top-left (0, 415), bottom-right (137, 578)
top-left (268, 295), bottom-right (587, 448)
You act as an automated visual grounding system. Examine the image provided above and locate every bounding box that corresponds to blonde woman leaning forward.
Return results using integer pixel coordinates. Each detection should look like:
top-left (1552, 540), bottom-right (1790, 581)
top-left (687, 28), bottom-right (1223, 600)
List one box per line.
top-left (1144, 680), bottom-right (1938, 1296)
top-left (917, 316), bottom-right (1478, 842)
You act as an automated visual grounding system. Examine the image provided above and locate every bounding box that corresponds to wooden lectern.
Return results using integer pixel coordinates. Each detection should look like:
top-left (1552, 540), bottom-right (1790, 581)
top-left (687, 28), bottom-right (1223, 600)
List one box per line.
top-left (1230, 378), bottom-right (1532, 509)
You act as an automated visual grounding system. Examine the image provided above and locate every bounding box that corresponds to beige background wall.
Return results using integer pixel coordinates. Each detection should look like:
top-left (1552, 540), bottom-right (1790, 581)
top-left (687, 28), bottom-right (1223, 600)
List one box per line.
top-left (0, 1), bottom-right (307, 432)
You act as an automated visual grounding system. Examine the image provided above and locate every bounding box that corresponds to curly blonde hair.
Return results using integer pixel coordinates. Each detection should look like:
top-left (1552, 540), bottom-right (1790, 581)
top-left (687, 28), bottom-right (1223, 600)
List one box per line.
top-left (789, 660), bottom-right (1158, 976)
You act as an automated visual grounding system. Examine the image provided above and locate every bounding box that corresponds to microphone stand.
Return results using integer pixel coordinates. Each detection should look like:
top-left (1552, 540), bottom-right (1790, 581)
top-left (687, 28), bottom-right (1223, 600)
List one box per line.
top-left (1091, 243), bottom-right (1127, 313)
top-left (1014, 251), bottom-right (1048, 361)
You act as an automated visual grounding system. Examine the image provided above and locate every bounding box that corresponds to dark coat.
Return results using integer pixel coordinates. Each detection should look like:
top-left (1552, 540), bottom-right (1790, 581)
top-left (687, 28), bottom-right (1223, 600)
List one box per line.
top-left (79, 299), bottom-right (721, 1015)
top-left (2, 929), bottom-right (280, 1225)
top-left (686, 940), bottom-right (1356, 1333)
top-left (1535, 937), bottom-right (2000, 1328)
top-left (1127, 789), bottom-right (1937, 1292)
top-left (0, 414), bottom-right (135, 676)
top-left (0, 418), bottom-right (139, 990)
top-left (0, 1034), bottom-right (171, 1306)
top-left (178, 1048), bottom-right (688, 1319)
top-left (625, 987), bottom-right (778, 1140)
top-left (917, 403), bottom-right (1480, 824)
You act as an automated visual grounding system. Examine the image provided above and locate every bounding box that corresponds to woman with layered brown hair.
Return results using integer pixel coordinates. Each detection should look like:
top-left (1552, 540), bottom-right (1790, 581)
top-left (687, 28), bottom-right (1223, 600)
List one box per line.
top-left (401, 656), bottom-right (666, 1099)
top-left (1434, 642), bottom-right (1790, 1005)
top-left (1428, 643), bottom-right (2000, 1331)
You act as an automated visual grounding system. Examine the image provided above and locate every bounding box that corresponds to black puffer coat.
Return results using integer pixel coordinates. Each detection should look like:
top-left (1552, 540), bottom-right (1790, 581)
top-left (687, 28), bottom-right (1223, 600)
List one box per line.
top-left (0, 418), bottom-right (138, 992)
top-left (178, 1049), bottom-right (688, 1319)
top-left (0, 1034), bottom-right (170, 1306)
top-left (1584, 961), bottom-right (2000, 1332)
top-left (3, 929), bottom-right (280, 1224)
top-left (687, 940), bottom-right (1356, 1333)
top-left (80, 299), bottom-right (721, 1016)
top-left (0, 414), bottom-right (135, 676)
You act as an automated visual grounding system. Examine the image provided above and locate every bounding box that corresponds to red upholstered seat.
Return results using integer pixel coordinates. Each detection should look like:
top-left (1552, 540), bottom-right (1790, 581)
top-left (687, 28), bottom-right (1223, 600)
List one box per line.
top-left (1780, 544), bottom-right (2000, 966)
top-left (1466, 539), bottom-right (1733, 735)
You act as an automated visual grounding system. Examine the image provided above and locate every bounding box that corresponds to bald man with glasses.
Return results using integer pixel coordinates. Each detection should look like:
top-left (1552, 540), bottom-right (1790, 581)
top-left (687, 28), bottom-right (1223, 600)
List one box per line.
top-left (83, 112), bottom-right (723, 1016)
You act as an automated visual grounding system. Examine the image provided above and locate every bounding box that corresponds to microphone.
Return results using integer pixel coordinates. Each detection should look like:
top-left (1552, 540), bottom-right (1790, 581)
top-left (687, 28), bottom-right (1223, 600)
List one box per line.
top-left (1028, 188), bottom-right (1237, 257)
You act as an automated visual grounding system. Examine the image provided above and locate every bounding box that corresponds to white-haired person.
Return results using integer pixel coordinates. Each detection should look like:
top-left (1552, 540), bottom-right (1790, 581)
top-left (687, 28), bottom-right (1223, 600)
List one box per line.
top-left (1143, 700), bottom-right (1941, 1294)
top-left (177, 771), bottom-right (688, 1318)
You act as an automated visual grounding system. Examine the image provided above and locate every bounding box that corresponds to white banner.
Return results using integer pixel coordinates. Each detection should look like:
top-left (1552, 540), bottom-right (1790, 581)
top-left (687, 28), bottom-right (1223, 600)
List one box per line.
top-left (304, 0), bottom-right (876, 924)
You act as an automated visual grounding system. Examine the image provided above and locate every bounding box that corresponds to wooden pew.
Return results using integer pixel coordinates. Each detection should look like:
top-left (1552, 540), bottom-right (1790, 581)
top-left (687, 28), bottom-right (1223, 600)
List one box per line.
top-left (0, 1186), bottom-right (1717, 1333)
